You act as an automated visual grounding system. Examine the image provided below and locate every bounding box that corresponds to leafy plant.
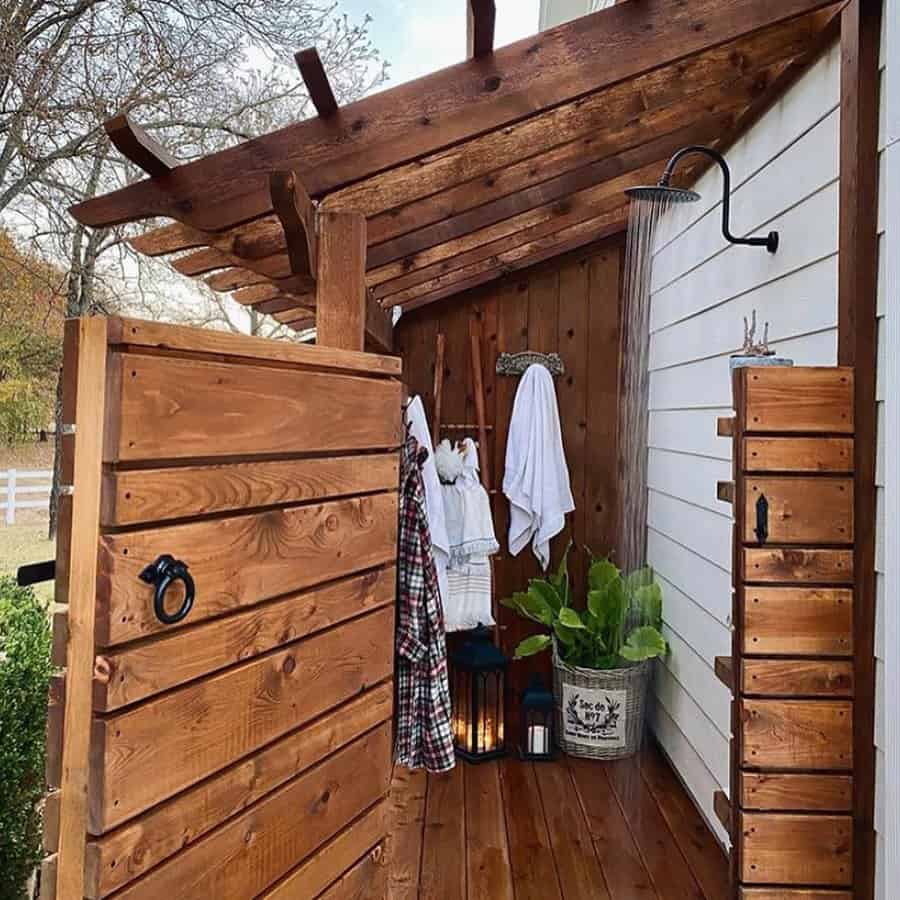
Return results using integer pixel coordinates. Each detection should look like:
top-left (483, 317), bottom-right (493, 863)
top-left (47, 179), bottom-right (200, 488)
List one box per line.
top-left (0, 576), bottom-right (53, 900)
top-left (501, 551), bottom-right (667, 669)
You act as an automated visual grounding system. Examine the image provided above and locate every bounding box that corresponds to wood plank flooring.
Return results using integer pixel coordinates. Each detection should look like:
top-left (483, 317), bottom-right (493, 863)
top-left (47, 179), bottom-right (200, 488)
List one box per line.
top-left (388, 740), bottom-right (728, 900)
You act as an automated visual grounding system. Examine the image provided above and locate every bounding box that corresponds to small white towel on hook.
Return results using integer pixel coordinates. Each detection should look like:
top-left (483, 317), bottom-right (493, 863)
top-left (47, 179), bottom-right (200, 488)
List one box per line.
top-left (503, 363), bottom-right (574, 570)
top-left (405, 396), bottom-right (450, 608)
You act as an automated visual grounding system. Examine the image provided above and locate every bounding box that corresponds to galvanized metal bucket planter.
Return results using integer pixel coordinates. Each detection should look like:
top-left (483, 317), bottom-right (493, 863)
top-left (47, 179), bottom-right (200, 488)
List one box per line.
top-left (552, 641), bottom-right (652, 760)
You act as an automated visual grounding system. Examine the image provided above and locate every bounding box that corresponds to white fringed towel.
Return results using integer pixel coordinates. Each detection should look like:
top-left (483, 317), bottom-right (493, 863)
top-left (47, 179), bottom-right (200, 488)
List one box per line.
top-left (502, 364), bottom-right (574, 570)
top-left (405, 396), bottom-right (450, 608)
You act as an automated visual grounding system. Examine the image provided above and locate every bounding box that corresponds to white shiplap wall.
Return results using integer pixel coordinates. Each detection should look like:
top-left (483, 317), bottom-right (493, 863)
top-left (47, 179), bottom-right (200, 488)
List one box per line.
top-left (644, 44), bottom-right (842, 847)
top-left (875, 5), bottom-right (897, 897)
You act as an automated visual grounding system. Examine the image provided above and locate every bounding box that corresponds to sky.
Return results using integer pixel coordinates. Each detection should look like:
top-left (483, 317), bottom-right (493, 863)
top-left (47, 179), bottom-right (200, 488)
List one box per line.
top-left (340, 0), bottom-right (542, 88)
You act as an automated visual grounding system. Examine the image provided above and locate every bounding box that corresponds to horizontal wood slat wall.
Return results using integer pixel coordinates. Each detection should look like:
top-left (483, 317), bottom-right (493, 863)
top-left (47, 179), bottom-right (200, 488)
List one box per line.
top-left (726, 366), bottom-right (856, 897)
top-left (394, 237), bottom-right (624, 732)
top-left (42, 316), bottom-right (402, 900)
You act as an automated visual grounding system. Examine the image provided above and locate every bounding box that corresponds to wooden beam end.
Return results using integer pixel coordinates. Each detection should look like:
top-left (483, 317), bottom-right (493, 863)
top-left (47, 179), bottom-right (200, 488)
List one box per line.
top-left (104, 113), bottom-right (178, 177)
top-left (717, 416), bottom-right (735, 437)
top-left (714, 656), bottom-right (734, 692)
top-left (295, 46), bottom-right (339, 117)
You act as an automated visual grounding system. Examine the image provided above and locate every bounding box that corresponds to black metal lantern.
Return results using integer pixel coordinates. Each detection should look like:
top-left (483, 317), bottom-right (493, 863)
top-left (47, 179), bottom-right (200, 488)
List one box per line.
top-left (519, 675), bottom-right (556, 761)
top-left (450, 625), bottom-right (508, 763)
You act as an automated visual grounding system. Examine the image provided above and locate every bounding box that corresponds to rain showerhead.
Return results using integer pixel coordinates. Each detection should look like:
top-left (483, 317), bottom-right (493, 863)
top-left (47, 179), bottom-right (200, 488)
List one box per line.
top-left (625, 145), bottom-right (779, 253)
top-left (625, 184), bottom-right (700, 205)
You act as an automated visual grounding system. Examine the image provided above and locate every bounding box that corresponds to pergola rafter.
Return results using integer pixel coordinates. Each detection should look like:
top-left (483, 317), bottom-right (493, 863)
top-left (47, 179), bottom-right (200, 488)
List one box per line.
top-left (75, 0), bottom-right (844, 341)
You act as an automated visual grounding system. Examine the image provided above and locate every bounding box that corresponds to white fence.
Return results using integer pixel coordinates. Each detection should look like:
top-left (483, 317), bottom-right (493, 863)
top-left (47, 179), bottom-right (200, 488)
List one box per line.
top-left (1, 469), bottom-right (52, 524)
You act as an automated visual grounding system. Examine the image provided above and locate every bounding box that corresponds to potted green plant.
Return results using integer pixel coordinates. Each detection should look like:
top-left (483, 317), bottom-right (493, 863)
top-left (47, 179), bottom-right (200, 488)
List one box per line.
top-left (501, 552), bottom-right (667, 760)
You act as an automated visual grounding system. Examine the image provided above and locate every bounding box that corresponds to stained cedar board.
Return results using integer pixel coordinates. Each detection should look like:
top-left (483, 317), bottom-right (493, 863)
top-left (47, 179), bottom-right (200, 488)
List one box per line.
top-left (741, 587), bottom-right (853, 656)
top-left (741, 367), bottom-right (853, 433)
top-left (88, 607), bottom-right (394, 832)
top-left (96, 492), bottom-right (398, 646)
top-left (741, 699), bottom-right (852, 771)
top-left (85, 683), bottom-right (392, 898)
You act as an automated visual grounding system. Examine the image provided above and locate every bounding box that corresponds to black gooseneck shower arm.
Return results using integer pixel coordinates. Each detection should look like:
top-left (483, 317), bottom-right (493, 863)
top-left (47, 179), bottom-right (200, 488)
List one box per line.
top-left (659, 145), bottom-right (779, 254)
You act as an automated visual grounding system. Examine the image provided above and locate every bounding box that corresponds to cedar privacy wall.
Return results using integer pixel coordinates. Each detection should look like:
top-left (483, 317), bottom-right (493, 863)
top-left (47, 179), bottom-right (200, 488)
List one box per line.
top-left (394, 237), bottom-right (624, 720)
top-left (647, 29), bottom-right (896, 892)
top-left (644, 44), bottom-right (847, 848)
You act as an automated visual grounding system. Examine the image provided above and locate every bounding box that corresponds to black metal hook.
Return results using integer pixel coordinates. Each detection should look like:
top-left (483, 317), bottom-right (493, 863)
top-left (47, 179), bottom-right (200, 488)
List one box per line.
top-left (139, 554), bottom-right (195, 625)
top-left (754, 493), bottom-right (769, 545)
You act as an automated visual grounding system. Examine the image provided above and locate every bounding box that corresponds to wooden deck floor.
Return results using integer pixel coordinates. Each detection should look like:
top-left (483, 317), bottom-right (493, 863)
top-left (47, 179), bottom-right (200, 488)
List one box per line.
top-left (387, 740), bottom-right (728, 900)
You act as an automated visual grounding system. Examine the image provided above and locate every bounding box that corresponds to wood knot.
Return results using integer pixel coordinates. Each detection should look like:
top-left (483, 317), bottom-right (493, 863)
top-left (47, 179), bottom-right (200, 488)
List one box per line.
top-left (282, 656), bottom-right (296, 675)
top-left (483, 75), bottom-right (502, 92)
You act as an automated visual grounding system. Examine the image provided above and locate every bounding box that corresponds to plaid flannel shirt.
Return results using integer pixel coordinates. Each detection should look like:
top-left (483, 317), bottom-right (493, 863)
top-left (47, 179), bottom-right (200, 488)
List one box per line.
top-left (395, 434), bottom-right (456, 773)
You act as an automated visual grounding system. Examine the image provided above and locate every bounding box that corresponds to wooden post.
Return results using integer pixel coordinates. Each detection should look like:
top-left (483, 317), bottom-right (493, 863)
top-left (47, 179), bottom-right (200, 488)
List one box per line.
top-left (432, 333), bottom-right (446, 445)
top-left (838, 3), bottom-right (882, 897)
top-left (55, 316), bottom-right (108, 899)
top-left (316, 211), bottom-right (367, 351)
top-left (469, 319), bottom-right (492, 490)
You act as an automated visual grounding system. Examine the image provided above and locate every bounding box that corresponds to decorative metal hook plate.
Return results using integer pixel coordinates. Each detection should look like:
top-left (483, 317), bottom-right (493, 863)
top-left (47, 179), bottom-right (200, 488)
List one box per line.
top-left (495, 351), bottom-right (565, 377)
top-left (754, 493), bottom-right (769, 545)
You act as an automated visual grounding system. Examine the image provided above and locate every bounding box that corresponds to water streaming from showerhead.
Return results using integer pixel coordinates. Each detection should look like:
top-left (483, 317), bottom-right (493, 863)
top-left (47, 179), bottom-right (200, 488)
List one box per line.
top-left (616, 193), bottom-right (676, 573)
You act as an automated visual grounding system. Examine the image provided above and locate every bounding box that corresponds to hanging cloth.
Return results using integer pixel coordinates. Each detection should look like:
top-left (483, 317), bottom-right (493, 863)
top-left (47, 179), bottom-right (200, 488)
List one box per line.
top-left (395, 433), bottom-right (456, 772)
top-left (405, 396), bottom-right (451, 611)
top-left (439, 438), bottom-right (498, 631)
top-left (503, 363), bottom-right (575, 570)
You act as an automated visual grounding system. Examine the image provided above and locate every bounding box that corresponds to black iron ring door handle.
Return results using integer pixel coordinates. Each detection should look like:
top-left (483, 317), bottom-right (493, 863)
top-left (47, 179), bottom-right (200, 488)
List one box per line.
top-left (139, 554), bottom-right (195, 625)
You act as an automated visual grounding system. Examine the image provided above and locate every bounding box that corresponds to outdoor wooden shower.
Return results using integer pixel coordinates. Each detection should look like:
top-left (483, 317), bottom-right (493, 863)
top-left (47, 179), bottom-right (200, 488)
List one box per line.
top-left (40, 0), bottom-right (882, 897)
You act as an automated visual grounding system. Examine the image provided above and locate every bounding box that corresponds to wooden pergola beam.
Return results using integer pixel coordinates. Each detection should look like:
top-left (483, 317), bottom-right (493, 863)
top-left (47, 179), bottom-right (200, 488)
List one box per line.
top-left (269, 170), bottom-right (318, 278)
top-left (72, 0), bottom-right (841, 230)
top-left (295, 48), bottom-right (339, 117)
top-left (105, 114), bottom-right (178, 177)
top-left (467, 0), bottom-right (496, 58)
top-left (370, 159), bottom-right (663, 297)
top-left (366, 108), bottom-right (736, 270)
top-left (384, 206), bottom-right (628, 311)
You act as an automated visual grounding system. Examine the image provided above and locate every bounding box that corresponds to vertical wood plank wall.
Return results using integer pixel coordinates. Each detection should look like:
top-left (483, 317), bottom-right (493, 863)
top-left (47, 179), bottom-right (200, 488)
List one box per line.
top-left (395, 235), bottom-right (625, 729)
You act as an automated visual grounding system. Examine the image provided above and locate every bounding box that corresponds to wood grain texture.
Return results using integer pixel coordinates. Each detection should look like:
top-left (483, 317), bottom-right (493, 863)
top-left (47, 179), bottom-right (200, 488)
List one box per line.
top-left (318, 847), bottom-right (385, 900)
top-left (89, 607), bottom-right (394, 831)
top-left (742, 477), bottom-right (853, 544)
top-left (465, 762), bottom-right (515, 900)
top-left (418, 765), bottom-right (466, 900)
top-left (499, 760), bottom-right (563, 900)
top-left (94, 566), bottom-right (395, 711)
top-left (569, 757), bottom-right (657, 899)
top-left (739, 812), bottom-right (852, 886)
top-left (316, 211), bottom-right (367, 352)
top-left (838, 6), bottom-right (882, 897)
top-left (742, 587), bottom-right (853, 656)
top-left (105, 352), bottom-right (402, 461)
top-left (741, 699), bottom-right (853, 770)
top-left (743, 437), bottom-right (853, 473)
top-left (740, 773), bottom-right (853, 813)
top-left (386, 768), bottom-right (427, 899)
top-left (742, 548), bottom-right (854, 584)
top-left (106, 316), bottom-right (401, 376)
top-left (741, 367), bottom-right (854, 434)
top-left (741, 660), bottom-right (854, 697)
top-left (102, 453), bottom-right (399, 526)
top-left (85, 683), bottom-right (392, 897)
top-left (260, 802), bottom-right (387, 899)
top-left (108, 725), bottom-right (391, 899)
top-left (54, 317), bottom-right (108, 899)
top-left (96, 492), bottom-right (398, 645)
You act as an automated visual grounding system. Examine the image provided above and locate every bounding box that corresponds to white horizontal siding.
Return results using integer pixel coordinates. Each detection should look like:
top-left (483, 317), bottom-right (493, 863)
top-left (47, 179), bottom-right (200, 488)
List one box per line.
top-left (875, 5), bottom-right (897, 892)
top-left (645, 41), bottom-right (842, 851)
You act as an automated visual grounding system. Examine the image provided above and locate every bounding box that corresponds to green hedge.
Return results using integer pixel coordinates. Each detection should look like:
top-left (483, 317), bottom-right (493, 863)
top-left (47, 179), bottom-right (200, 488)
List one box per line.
top-left (0, 576), bottom-right (52, 900)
